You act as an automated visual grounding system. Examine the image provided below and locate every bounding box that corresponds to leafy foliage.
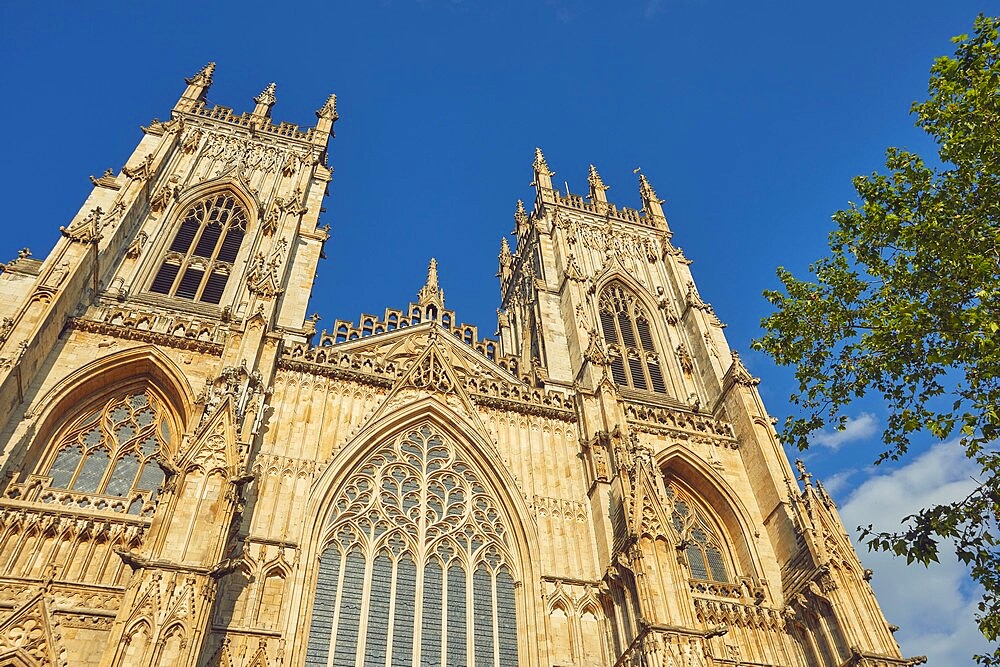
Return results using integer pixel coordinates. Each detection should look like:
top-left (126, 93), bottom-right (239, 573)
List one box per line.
top-left (753, 15), bottom-right (1000, 664)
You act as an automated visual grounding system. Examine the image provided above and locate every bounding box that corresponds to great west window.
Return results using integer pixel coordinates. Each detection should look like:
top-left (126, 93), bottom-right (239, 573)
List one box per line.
top-left (305, 425), bottom-right (519, 667)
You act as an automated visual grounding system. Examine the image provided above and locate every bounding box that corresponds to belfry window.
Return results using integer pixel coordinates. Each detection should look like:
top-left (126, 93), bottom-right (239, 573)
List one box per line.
top-left (306, 425), bottom-right (520, 667)
top-left (43, 390), bottom-right (171, 516)
top-left (665, 482), bottom-right (729, 583)
top-left (598, 284), bottom-right (667, 393)
top-left (150, 193), bottom-right (247, 304)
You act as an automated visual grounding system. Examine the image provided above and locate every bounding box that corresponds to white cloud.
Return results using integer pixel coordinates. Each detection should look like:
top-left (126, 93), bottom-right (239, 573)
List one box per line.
top-left (811, 412), bottom-right (878, 449)
top-left (838, 441), bottom-right (992, 664)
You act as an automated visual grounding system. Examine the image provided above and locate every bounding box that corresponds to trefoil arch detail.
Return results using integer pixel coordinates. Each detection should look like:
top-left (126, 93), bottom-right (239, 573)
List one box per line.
top-left (305, 423), bottom-right (520, 667)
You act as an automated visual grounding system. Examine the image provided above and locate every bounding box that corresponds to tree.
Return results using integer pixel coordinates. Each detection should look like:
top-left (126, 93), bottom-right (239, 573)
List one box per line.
top-left (753, 14), bottom-right (1000, 664)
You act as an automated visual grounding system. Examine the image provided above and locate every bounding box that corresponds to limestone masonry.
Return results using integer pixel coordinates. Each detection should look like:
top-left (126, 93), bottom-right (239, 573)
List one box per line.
top-left (0, 64), bottom-right (924, 666)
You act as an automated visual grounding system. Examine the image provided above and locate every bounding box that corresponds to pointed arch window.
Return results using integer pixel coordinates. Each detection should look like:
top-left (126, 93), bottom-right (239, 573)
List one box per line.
top-left (42, 390), bottom-right (171, 516)
top-left (150, 192), bottom-right (247, 304)
top-left (306, 425), bottom-right (520, 667)
top-left (664, 482), bottom-right (729, 583)
top-left (598, 284), bottom-right (667, 393)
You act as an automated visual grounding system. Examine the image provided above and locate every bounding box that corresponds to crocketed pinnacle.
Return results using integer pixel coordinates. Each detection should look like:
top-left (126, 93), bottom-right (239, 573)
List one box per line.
top-left (638, 173), bottom-right (660, 202)
top-left (514, 200), bottom-right (528, 226)
top-left (254, 82), bottom-right (277, 106)
top-left (533, 147), bottom-right (552, 174)
top-left (186, 62), bottom-right (215, 86)
top-left (316, 93), bottom-right (339, 121)
top-left (588, 164), bottom-right (608, 191)
top-left (417, 258), bottom-right (445, 308)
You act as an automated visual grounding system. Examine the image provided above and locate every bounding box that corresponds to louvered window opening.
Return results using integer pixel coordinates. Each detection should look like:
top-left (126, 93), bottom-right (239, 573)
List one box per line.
top-left (150, 193), bottom-right (247, 304)
top-left (44, 391), bottom-right (170, 516)
top-left (665, 483), bottom-right (729, 583)
top-left (306, 425), bottom-right (520, 667)
top-left (599, 284), bottom-right (667, 393)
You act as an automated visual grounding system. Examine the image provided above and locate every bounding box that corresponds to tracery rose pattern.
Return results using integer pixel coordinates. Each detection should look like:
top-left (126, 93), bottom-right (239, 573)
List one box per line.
top-left (330, 425), bottom-right (510, 559)
top-left (306, 424), bottom-right (519, 667)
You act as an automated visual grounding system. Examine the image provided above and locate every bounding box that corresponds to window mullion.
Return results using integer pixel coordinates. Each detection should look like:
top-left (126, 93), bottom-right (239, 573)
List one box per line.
top-left (616, 311), bottom-right (634, 387)
top-left (196, 222), bottom-right (229, 302)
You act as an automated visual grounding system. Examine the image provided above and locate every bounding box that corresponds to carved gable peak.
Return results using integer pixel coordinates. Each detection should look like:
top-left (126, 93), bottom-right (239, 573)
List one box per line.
top-left (328, 323), bottom-right (523, 388)
top-left (0, 591), bottom-right (66, 667)
top-left (184, 396), bottom-right (239, 474)
top-left (400, 334), bottom-right (461, 395)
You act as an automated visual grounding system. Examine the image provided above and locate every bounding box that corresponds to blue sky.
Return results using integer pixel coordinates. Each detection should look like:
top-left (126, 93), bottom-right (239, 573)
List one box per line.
top-left (1, 1), bottom-right (995, 661)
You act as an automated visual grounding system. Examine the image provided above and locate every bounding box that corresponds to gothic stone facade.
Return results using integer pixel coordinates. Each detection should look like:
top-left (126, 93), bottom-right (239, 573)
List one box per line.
top-left (0, 65), bottom-right (922, 667)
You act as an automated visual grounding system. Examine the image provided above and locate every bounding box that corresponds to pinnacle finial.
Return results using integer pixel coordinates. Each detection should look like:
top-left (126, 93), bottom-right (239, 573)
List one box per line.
top-left (794, 459), bottom-right (813, 488)
top-left (186, 62), bottom-right (216, 86)
top-left (588, 164), bottom-right (609, 203)
top-left (176, 62), bottom-right (216, 113)
top-left (500, 237), bottom-right (511, 255)
top-left (637, 170), bottom-right (667, 227)
top-left (254, 82), bottom-right (277, 106)
top-left (417, 258), bottom-right (445, 308)
top-left (252, 82), bottom-right (277, 119)
top-left (513, 200), bottom-right (529, 235)
top-left (533, 147), bottom-right (552, 174)
top-left (426, 258), bottom-right (439, 290)
top-left (316, 93), bottom-right (339, 121)
top-left (314, 93), bottom-right (339, 142)
top-left (638, 172), bottom-right (660, 202)
top-left (588, 164), bottom-right (607, 189)
top-left (532, 148), bottom-right (554, 193)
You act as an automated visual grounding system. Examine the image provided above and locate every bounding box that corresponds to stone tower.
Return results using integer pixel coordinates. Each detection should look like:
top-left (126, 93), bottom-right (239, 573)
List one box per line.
top-left (0, 66), bottom-right (920, 667)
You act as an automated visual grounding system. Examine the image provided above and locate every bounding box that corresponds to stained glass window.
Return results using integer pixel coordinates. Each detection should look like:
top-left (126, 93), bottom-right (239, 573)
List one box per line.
top-left (150, 192), bottom-right (247, 304)
top-left (44, 390), bottom-right (172, 515)
top-left (665, 481), bottom-right (730, 583)
top-left (599, 284), bottom-right (668, 393)
top-left (306, 425), bottom-right (520, 667)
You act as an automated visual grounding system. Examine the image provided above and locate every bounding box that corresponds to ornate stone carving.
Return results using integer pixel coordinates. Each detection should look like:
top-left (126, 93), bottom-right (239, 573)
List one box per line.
top-left (122, 153), bottom-right (154, 181)
top-left (676, 343), bottom-right (694, 376)
top-left (89, 168), bottom-right (120, 189)
top-left (60, 207), bottom-right (103, 244)
top-left (198, 362), bottom-right (271, 437)
top-left (125, 231), bottom-right (148, 259)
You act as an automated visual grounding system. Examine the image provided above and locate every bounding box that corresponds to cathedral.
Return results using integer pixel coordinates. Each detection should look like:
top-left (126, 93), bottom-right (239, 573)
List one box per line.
top-left (0, 64), bottom-right (923, 667)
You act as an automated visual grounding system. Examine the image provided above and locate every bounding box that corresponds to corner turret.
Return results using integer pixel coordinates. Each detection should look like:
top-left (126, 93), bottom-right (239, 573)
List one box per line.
top-left (174, 62), bottom-right (215, 113)
top-left (252, 82), bottom-right (277, 120)
top-left (314, 94), bottom-right (339, 143)
top-left (531, 147), bottom-right (554, 198)
top-left (638, 171), bottom-right (668, 231)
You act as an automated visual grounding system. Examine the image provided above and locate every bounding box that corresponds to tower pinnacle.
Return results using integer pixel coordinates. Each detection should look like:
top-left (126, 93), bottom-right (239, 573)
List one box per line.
top-left (187, 62), bottom-right (216, 87)
top-left (175, 62), bottom-right (216, 113)
top-left (252, 82), bottom-right (277, 118)
top-left (314, 94), bottom-right (339, 140)
top-left (588, 164), bottom-right (609, 203)
top-left (514, 199), bottom-right (529, 236)
top-left (531, 147), bottom-right (554, 192)
top-left (417, 258), bottom-right (445, 308)
top-left (638, 171), bottom-right (667, 228)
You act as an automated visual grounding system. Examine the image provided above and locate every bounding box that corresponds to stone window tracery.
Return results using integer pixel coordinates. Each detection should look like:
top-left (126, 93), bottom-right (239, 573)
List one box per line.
top-left (150, 192), bottom-right (247, 304)
top-left (599, 284), bottom-right (667, 393)
top-left (664, 482), bottom-right (729, 583)
top-left (306, 424), bottom-right (520, 667)
top-left (41, 390), bottom-right (171, 516)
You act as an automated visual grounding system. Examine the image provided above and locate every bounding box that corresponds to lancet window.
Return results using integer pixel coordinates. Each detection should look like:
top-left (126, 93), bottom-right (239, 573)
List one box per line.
top-left (306, 424), bottom-right (520, 667)
top-left (42, 390), bottom-right (171, 516)
top-left (598, 284), bottom-right (667, 393)
top-left (664, 481), bottom-right (729, 583)
top-left (150, 192), bottom-right (247, 304)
